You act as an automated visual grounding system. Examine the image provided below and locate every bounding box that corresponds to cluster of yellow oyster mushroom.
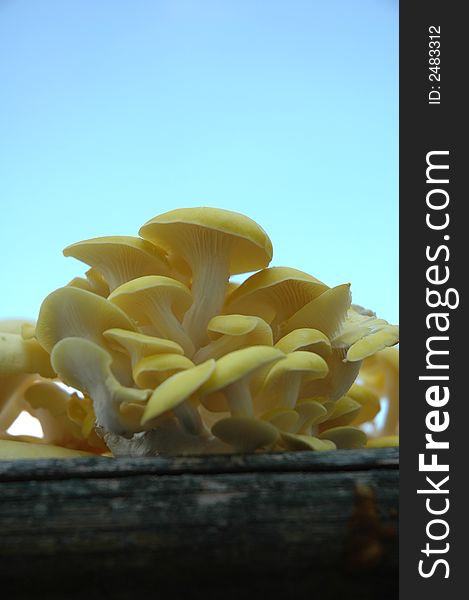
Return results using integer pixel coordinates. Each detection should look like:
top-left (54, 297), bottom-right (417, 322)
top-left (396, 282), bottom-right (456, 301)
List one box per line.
top-left (0, 207), bottom-right (399, 458)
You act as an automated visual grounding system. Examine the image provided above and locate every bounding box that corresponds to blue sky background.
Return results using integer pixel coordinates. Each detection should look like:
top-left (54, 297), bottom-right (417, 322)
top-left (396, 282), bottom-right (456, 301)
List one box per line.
top-left (0, 0), bottom-right (398, 324)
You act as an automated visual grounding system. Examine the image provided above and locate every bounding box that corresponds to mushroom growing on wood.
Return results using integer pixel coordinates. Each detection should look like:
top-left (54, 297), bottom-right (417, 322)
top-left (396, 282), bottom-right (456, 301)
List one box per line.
top-left (108, 275), bottom-right (195, 357)
top-left (139, 207), bottom-right (273, 349)
top-left (64, 236), bottom-right (170, 292)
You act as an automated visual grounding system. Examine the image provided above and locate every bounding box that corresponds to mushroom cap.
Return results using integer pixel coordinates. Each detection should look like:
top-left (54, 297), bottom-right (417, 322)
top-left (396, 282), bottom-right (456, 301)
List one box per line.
top-left (280, 283), bottom-right (352, 339)
top-left (294, 399), bottom-right (329, 432)
top-left (319, 426), bottom-right (367, 449)
top-left (346, 325), bottom-right (399, 362)
top-left (108, 275), bottom-right (192, 324)
top-left (51, 337), bottom-right (149, 433)
top-left (260, 351), bottom-right (329, 398)
top-left (199, 346), bottom-right (285, 397)
top-left (0, 439), bottom-right (98, 459)
top-left (0, 332), bottom-right (55, 378)
top-left (275, 328), bottom-right (332, 357)
top-left (224, 267), bottom-right (328, 324)
top-left (300, 348), bottom-right (361, 402)
top-left (346, 383), bottom-right (381, 426)
top-left (280, 432), bottom-right (336, 452)
top-left (211, 416), bottom-right (279, 452)
top-left (207, 314), bottom-right (272, 343)
top-left (318, 396), bottom-right (362, 431)
top-left (103, 328), bottom-right (184, 358)
top-left (63, 236), bottom-right (170, 291)
top-left (133, 353), bottom-right (194, 388)
top-left (193, 314), bottom-right (273, 364)
top-left (139, 207), bottom-right (273, 275)
top-left (36, 286), bottom-right (136, 353)
top-left (141, 359), bottom-right (216, 424)
top-left (260, 408), bottom-right (299, 432)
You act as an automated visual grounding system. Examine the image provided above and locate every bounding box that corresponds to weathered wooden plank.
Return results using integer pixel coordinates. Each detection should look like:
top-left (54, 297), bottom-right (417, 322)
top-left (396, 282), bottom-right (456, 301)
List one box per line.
top-left (0, 449), bottom-right (398, 599)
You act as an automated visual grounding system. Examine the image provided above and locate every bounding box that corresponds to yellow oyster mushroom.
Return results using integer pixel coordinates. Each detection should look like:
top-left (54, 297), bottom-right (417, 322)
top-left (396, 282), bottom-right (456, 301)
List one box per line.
top-left (319, 426), bottom-right (367, 449)
top-left (367, 435), bottom-right (399, 448)
top-left (318, 396), bottom-right (362, 432)
top-left (0, 319), bottom-right (35, 335)
top-left (294, 399), bottom-right (330, 434)
top-left (224, 267), bottom-right (328, 335)
top-left (280, 432), bottom-right (336, 452)
top-left (332, 305), bottom-right (399, 363)
top-left (0, 374), bottom-right (37, 435)
top-left (141, 359), bottom-right (215, 435)
top-left (279, 283), bottom-right (352, 340)
top-left (133, 353), bottom-right (194, 388)
top-left (64, 235), bottom-right (170, 292)
top-left (139, 207), bottom-right (273, 349)
top-left (346, 383), bottom-right (381, 426)
top-left (275, 328), bottom-right (332, 357)
top-left (212, 416), bottom-right (279, 453)
top-left (0, 439), bottom-right (99, 460)
top-left (36, 286), bottom-right (136, 384)
top-left (51, 337), bottom-right (150, 434)
top-left (24, 381), bottom-right (106, 453)
top-left (260, 408), bottom-right (299, 432)
top-left (104, 328), bottom-right (184, 369)
top-left (361, 347), bottom-right (399, 436)
top-left (257, 351), bottom-right (329, 413)
top-left (301, 348), bottom-right (362, 402)
top-left (68, 267), bottom-right (110, 297)
top-left (0, 332), bottom-right (54, 378)
top-left (108, 275), bottom-right (195, 357)
top-left (199, 346), bottom-right (285, 417)
top-left (193, 314), bottom-right (273, 364)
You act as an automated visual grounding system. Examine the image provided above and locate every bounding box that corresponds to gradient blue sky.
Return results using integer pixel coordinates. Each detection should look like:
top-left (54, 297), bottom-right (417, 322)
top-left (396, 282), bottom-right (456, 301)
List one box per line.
top-left (0, 0), bottom-right (398, 324)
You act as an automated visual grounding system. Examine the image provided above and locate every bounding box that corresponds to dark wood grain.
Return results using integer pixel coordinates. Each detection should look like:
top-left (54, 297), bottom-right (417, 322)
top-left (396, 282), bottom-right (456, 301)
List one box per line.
top-left (0, 448), bottom-right (398, 599)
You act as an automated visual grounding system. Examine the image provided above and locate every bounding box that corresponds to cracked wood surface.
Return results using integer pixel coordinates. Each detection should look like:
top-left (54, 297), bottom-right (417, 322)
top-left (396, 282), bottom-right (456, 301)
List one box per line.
top-left (0, 448), bottom-right (398, 599)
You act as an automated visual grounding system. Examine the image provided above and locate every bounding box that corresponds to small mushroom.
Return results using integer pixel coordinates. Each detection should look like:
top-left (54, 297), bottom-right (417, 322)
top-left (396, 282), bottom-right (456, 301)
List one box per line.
top-left (199, 346), bottom-right (285, 417)
top-left (64, 236), bottom-right (170, 292)
top-left (275, 328), bottom-right (332, 357)
top-left (139, 207), bottom-right (273, 348)
top-left (346, 383), bottom-right (381, 426)
top-left (300, 348), bottom-right (362, 402)
top-left (257, 351), bottom-right (329, 413)
top-left (133, 353), bottom-right (194, 388)
top-left (103, 328), bottom-right (184, 370)
top-left (318, 396), bottom-right (362, 431)
top-left (193, 314), bottom-right (273, 364)
top-left (225, 267), bottom-right (328, 338)
top-left (260, 408), bottom-right (299, 432)
top-left (280, 432), bottom-right (336, 452)
top-left (108, 275), bottom-right (194, 357)
top-left (294, 399), bottom-right (329, 434)
top-left (211, 416), bottom-right (279, 453)
top-left (141, 359), bottom-right (216, 435)
top-left (319, 426), bottom-right (367, 449)
top-left (0, 332), bottom-right (54, 378)
top-left (36, 286), bottom-right (136, 385)
top-left (51, 337), bottom-right (150, 434)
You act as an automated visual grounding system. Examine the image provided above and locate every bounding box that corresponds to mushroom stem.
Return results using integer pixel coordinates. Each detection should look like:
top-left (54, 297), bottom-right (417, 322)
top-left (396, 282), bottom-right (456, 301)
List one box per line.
top-left (282, 375), bottom-right (302, 409)
top-left (193, 334), bottom-right (237, 364)
top-left (183, 256), bottom-right (230, 349)
top-left (225, 378), bottom-right (254, 417)
top-left (147, 299), bottom-right (195, 357)
top-left (173, 401), bottom-right (207, 437)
